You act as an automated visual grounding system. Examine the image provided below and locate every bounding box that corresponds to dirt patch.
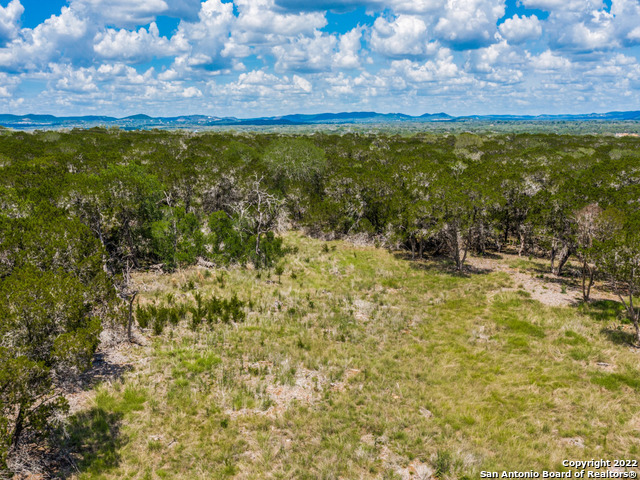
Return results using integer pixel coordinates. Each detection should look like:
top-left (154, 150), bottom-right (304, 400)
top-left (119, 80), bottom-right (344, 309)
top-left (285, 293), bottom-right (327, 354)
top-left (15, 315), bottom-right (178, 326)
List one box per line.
top-left (374, 440), bottom-right (434, 480)
top-left (353, 299), bottom-right (374, 322)
top-left (6, 329), bottom-right (136, 480)
top-left (228, 362), bottom-right (360, 419)
top-left (266, 367), bottom-right (326, 410)
top-left (65, 331), bottom-right (136, 414)
top-left (466, 252), bottom-right (616, 308)
top-left (395, 459), bottom-right (434, 480)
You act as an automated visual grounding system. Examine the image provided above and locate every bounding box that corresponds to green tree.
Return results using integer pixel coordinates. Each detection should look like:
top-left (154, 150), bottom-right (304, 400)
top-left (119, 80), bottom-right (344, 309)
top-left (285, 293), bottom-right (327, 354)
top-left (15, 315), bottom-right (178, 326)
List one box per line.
top-left (0, 268), bottom-right (102, 467)
top-left (597, 214), bottom-right (640, 345)
top-left (262, 137), bottom-right (327, 192)
top-left (152, 206), bottom-right (206, 271)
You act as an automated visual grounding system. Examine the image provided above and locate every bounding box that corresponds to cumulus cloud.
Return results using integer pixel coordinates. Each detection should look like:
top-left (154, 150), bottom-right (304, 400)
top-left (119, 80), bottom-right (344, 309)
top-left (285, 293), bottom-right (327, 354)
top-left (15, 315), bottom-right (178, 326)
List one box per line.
top-left (70, 0), bottom-right (202, 27)
top-left (51, 63), bottom-right (98, 93)
top-left (499, 15), bottom-right (542, 44)
top-left (334, 27), bottom-right (363, 69)
top-left (273, 33), bottom-right (337, 72)
top-left (465, 41), bottom-right (525, 86)
top-left (272, 0), bottom-right (444, 14)
top-left (233, 0), bottom-right (326, 45)
top-left (389, 48), bottom-right (461, 83)
top-left (168, 0), bottom-right (235, 72)
top-left (0, 71), bottom-right (19, 97)
top-left (216, 69), bottom-right (314, 104)
top-left (520, 0), bottom-right (640, 52)
top-left (611, 0), bottom-right (640, 47)
top-left (0, 0), bottom-right (23, 44)
top-left (467, 40), bottom-right (521, 72)
top-left (370, 15), bottom-right (429, 57)
top-left (270, 27), bottom-right (363, 73)
top-left (0, 7), bottom-right (88, 71)
top-left (181, 85), bottom-right (202, 97)
top-left (2, 0), bottom-right (640, 116)
top-left (94, 23), bottom-right (186, 62)
top-left (433, 0), bottom-right (505, 50)
top-left (519, 0), bottom-right (602, 11)
top-left (530, 50), bottom-right (571, 71)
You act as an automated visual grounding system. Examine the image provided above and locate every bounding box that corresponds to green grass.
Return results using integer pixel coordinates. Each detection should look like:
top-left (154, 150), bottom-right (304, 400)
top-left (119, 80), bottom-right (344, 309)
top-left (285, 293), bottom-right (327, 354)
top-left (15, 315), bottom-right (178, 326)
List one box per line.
top-left (65, 232), bottom-right (640, 479)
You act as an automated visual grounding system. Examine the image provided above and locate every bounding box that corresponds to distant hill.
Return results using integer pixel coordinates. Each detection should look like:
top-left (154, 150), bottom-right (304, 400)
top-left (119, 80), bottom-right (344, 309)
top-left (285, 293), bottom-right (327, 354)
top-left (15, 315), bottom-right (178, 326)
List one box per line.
top-left (0, 110), bottom-right (639, 130)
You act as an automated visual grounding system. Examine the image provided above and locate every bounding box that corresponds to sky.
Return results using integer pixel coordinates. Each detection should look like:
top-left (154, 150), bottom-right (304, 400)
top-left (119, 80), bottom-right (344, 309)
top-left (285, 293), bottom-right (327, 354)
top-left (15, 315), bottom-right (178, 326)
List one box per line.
top-left (0, 0), bottom-right (639, 117)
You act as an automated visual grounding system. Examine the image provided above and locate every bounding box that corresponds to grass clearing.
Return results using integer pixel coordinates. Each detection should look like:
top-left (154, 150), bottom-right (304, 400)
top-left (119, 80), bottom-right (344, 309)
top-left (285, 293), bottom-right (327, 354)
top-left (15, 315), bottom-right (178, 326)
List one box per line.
top-left (65, 232), bottom-right (640, 479)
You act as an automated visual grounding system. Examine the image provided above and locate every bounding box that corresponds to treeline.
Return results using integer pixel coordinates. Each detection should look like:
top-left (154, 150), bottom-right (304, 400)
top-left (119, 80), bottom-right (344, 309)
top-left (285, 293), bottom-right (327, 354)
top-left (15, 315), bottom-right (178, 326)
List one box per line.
top-left (2, 128), bottom-right (640, 468)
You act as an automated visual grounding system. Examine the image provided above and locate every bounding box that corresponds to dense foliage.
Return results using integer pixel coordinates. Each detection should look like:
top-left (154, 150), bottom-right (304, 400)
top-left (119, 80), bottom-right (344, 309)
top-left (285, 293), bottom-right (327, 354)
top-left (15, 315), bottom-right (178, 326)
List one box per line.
top-left (2, 128), bottom-right (640, 469)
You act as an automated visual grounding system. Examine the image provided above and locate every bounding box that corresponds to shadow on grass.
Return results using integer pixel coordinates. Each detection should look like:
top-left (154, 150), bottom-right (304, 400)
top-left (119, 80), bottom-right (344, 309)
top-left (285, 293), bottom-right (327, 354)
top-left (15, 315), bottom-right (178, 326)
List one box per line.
top-left (78, 351), bottom-right (133, 390)
top-left (393, 252), bottom-right (492, 277)
top-left (474, 251), bottom-right (503, 260)
top-left (599, 328), bottom-right (636, 347)
top-left (54, 408), bottom-right (125, 479)
top-left (507, 259), bottom-right (548, 274)
top-left (577, 299), bottom-right (625, 322)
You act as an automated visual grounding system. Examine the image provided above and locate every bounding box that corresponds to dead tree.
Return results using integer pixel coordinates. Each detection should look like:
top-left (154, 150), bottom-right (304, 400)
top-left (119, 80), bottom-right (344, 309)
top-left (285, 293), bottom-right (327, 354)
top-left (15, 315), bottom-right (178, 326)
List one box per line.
top-left (233, 175), bottom-right (284, 267)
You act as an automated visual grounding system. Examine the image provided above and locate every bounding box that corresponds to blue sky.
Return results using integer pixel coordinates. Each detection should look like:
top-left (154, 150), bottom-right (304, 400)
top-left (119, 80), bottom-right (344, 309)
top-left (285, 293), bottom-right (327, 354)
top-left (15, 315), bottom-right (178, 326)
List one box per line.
top-left (0, 0), bottom-right (638, 117)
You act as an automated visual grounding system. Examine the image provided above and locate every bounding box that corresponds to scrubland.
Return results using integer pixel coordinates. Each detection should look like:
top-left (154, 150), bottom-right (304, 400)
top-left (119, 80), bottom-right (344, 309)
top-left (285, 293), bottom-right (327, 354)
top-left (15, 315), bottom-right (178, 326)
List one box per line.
top-left (63, 233), bottom-right (640, 479)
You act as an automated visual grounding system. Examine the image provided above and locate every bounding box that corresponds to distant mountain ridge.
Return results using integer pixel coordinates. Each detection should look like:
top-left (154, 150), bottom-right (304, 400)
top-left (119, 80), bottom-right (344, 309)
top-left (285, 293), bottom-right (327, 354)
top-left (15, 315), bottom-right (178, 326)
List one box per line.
top-left (1, 110), bottom-right (639, 130)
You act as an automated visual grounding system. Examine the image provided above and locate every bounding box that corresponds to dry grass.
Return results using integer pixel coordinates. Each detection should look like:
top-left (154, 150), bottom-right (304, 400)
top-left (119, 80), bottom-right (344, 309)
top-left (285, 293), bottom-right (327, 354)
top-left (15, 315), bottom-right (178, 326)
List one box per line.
top-left (62, 232), bottom-right (640, 479)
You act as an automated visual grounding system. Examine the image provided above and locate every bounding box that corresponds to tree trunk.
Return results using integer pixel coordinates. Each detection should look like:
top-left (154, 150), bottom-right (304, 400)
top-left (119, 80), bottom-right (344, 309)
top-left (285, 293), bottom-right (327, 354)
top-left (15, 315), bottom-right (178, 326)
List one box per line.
top-left (419, 239), bottom-right (424, 259)
top-left (450, 225), bottom-right (465, 272)
top-left (553, 243), bottom-right (571, 276)
top-left (127, 292), bottom-right (137, 342)
top-left (581, 260), bottom-right (595, 302)
top-left (477, 223), bottom-right (486, 255)
top-left (503, 216), bottom-right (509, 245)
top-left (629, 292), bottom-right (640, 347)
top-left (410, 235), bottom-right (416, 260)
top-left (616, 285), bottom-right (640, 347)
top-left (11, 405), bottom-right (24, 447)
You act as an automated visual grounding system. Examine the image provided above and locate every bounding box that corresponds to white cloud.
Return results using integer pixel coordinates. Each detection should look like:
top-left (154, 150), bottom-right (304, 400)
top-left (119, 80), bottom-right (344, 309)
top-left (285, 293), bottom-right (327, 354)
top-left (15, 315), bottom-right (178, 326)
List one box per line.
top-left (272, 0), bottom-right (445, 14)
top-left (181, 85), bottom-right (202, 97)
top-left (628, 26), bottom-right (640, 42)
top-left (0, 0), bottom-right (23, 43)
top-left (3, 0), bottom-right (640, 117)
top-left (293, 74), bottom-right (312, 92)
top-left (70, 0), bottom-right (202, 28)
top-left (0, 7), bottom-right (88, 70)
top-left (467, 40), bottom-right (522, 73)
top-left (564, 18), bottom-right (615, 51)
top-left (51, 64), bottom-right (98, 92)
top-left (333, 27), bottom-right (363, 69)
top-left (233, 0), bottom-right (326, 45)
top-left (499, 15), bottom-right (542, 44)
top-left (519, 0), bottom-right (640, 52)
top-left (466, 42), bottom-right (525, 85)
top-left (217, 69), bottom-right (315, 103)
top-left (272, 27), bottom-right (364, 73)
top-left (433, 0), bottom-right (505, 49)
top-left (519, 0), bottom-right (603, 11)
top-left (94, 23), bottom-right (185, 62)
top-left (385, 0), bottom-right (446, 14)
top-left (168, 0), bottom-right (235, 72)
top-left (0, 71), bottom-right (18, 97)
top-left (273, 32), bottom-right (337, 72)
top-left (530, 49), bottom-right (571, 71)
top-left (370, 15), bottom-right (429, 57)
top-left (611, 0), bottom-right (640, 47)
top-left (390, 48), bottom-right (461, 83)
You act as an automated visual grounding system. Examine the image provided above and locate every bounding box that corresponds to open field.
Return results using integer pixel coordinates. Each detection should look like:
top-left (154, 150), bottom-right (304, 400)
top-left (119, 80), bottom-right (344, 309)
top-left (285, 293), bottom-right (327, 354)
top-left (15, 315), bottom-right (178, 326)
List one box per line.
top-left (58, 232), bottom-right (640, 479)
